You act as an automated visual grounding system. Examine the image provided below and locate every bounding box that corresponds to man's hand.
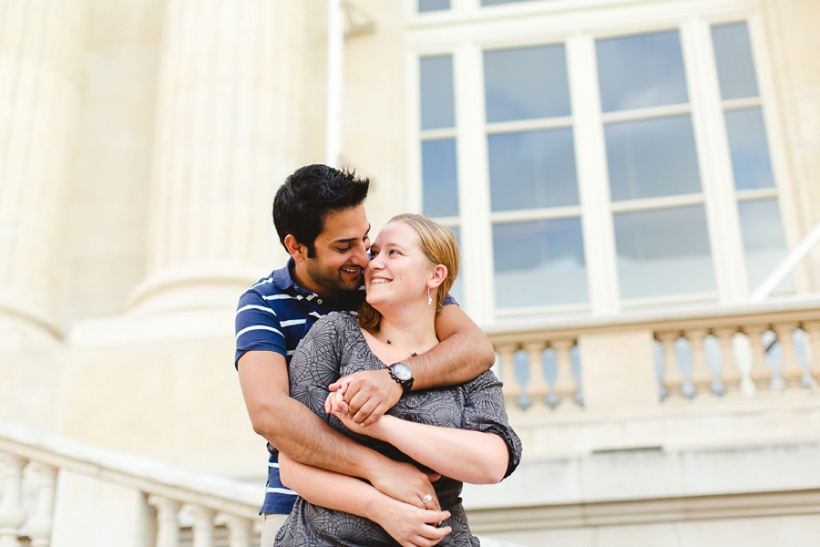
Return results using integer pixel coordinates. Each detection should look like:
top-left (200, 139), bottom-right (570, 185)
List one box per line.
top-left (328, 369), bottom-right (402, 425)
top-left (367, 497), bottom-right (451, 547)
top-left (367, 458), bottom-right (442, 511)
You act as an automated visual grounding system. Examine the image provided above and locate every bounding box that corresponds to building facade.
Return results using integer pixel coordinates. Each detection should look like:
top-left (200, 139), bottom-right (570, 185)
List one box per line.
top-left (1, 0), bottom-right (820, 545)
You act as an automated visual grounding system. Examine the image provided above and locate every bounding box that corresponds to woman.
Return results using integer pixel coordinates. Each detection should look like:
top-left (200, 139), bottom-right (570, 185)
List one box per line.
top-left (276, 214), bottom-right (521, 547)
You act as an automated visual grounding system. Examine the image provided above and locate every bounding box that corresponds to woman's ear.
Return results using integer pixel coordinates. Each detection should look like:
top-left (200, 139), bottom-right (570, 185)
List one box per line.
top-left (427, 264), bottom-right (448, 290)
top-left (284, 234), bottom-right (308, 263)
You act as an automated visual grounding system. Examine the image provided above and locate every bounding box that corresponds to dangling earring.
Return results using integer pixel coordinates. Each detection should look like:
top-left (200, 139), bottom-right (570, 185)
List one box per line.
top-left (427, 287), bottom-right (433, 306)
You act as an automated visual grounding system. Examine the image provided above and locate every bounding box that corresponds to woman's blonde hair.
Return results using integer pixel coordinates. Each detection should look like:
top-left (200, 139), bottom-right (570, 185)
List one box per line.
top-left (358, 214), bottom-right (460, 331)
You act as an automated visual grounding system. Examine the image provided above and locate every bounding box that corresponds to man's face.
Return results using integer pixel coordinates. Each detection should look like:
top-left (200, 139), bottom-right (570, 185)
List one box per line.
top-left (303, 204), bottom-right (371, 297)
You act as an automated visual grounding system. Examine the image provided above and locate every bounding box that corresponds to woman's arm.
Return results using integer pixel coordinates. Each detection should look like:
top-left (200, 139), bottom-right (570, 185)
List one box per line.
top-left (279, 453), bottom-right (452, 547)
top-left (328, 390), bottom-right (508, 485)
top-left (329, 370), bottom-right (523, 485)
top-left (367, 415), bottom-right (509, 484)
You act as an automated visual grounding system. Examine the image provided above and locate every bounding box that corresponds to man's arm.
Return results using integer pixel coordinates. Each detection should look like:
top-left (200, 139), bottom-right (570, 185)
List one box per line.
top-left (413, 303), bottom-right (495, 389)
top-left (278, 453), bottom-right (451, 547)
top-left (237, 350), bottom-right (440, 509)
top-left (334, 304), bottom-right (495, 424)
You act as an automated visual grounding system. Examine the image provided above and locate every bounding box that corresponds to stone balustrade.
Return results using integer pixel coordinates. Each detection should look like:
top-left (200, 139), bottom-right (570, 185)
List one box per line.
top-left (485, 297), bottom-right (820, 412)
top-left (493, 338), bottom-right (581, 411)
top-left (0, 422), bottom-right (260, 547)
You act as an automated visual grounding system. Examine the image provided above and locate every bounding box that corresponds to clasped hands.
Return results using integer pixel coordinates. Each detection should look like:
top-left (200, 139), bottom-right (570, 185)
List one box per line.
top-left (327, 368), bottom-right (403, 425)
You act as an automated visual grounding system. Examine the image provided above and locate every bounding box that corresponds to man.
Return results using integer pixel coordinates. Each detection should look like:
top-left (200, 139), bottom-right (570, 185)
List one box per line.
top-left (235, 164), bottom-right (495, 544)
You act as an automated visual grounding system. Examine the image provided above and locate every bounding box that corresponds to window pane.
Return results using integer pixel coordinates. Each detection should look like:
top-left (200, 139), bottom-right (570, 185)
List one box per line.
top-left (606, 114), bottom-right (702, 201)
top-left (614, 206), bottom-right (716, 299)
top-left (712, 22), bottom-right (759, 100)
top-left (493, 218), bottom-right (588, 308)
top-left (420, 55), bottom-right (455, 130)
top-left (725, 107), bottom-right (774, 190)
top-left (484, 44), bottom-right (571, 122)
top-left (448, 226), bottom-right (465, 305)
top-left (422, 139), bottom-right (459, 217)
top-left (738, 198), bottom-right (791, 290)
top-left (597, 31), bottom-right (689, 112)
top-left (419, 0), bottom-right (450, 12)
top-left (488, 128), bottom-right (579, 211)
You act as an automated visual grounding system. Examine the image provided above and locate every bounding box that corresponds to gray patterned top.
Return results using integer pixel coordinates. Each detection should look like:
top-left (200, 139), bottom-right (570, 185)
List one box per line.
top-left (275, 312), bottom-right (522, 547)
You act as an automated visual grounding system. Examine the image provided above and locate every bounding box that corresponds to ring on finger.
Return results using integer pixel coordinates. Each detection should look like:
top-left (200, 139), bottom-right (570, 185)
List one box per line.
top-left (421, 494), bottom-right (433, 504)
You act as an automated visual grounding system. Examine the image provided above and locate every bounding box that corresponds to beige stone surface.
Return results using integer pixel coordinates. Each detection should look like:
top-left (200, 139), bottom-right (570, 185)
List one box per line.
top-left (0, 0), bottom-right (86, 334)
top-left (341, 0), bottom-right (409, 232)
top-left (764, 0), bottom-right (820, 289)
top-left (0, 348), bottom-right (62, 430)
top-left (61, 0), bottom-right (162, 322)
top-left (485, 514), bottom-right (820, 547)
top-left (577, 330), bottom-right (659, 413)
top-left (51, 470), bottom-right (155, 547)
top-left (57, 332), bottom-right (263, 477)
top-left (473, 493), bottom-right (820, 546)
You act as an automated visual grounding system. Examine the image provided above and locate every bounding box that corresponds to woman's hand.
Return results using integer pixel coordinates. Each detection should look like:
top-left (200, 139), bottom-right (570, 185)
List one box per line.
top-left (366, 496), bottom-right (452, 547)
top-left (326, 387), bottom-right (388, 440)
top-left (328, 369), bottom-right (403, 425)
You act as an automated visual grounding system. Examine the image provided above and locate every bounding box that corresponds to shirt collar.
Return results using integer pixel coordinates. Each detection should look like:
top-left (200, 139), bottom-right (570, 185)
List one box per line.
top-left (272, 258), bottom-right (313, 296)
top-left (272, 258), bottom-right (365, 304)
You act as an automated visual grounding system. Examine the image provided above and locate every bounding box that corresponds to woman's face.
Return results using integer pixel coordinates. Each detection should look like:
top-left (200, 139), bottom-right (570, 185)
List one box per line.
top-left (365, 221), bottom-right (435, 311)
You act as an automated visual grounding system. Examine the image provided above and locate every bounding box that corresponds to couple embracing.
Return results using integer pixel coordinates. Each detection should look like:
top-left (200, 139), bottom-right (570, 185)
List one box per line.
top-left (235, 164), bottom-right (521, 547)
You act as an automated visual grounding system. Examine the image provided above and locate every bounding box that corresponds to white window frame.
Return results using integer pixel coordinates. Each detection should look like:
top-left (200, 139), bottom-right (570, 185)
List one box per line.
top-left (405, 0), bottom-right (800, 323)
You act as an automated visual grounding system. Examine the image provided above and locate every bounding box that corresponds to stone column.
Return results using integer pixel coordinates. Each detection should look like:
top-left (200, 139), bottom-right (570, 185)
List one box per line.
top-left (0, 0), bottom-right (85, 339)
top-left (130, 0), bottom-right (312, 312)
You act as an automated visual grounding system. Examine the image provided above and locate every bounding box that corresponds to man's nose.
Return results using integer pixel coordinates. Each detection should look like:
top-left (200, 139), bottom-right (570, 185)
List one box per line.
top-left (352, 242), bottom-right (369, 267)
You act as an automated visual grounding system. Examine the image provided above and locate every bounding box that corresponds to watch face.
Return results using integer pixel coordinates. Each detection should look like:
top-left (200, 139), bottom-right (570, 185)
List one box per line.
top-left (391, 363), bottom-right (412, 381)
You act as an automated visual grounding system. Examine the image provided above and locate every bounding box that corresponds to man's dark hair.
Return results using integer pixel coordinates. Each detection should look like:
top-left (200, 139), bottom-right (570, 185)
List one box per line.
top-left (273, 164), bottom-right (370, 257)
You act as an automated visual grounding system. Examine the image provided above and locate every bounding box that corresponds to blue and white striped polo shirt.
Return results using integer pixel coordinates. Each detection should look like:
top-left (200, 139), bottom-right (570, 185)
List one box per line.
top-left (234, 259), bottom-right (363, 515)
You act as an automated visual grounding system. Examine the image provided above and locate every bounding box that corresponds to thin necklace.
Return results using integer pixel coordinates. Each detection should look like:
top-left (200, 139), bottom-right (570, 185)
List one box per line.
top-left (385, 338), bottom-right (418, 357)
top-left (375, 333), bottom-right (419, 357)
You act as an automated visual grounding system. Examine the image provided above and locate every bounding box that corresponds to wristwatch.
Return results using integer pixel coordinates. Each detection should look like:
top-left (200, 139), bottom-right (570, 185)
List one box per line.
top-left (387, 362), bottom-right (414, 394)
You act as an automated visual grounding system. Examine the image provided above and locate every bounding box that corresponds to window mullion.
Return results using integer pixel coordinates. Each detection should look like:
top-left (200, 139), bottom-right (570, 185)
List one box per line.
top-left (566, 33), bottom-right (619, 315)
top-left (681, 17), bottom-right (749, 302)
top-left (452, 0), bottom-right (476, 14)
top-left (453, 42), bottom-right (495, 322)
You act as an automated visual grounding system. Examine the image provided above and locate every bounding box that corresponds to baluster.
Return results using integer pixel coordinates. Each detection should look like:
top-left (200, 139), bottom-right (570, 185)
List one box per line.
top-left (803, 321), bottom-right (820, 383)
top-left (189, 505), bottom-right (216, 547)
top-left (773, 322), bottom-right (804, 390)
top-left (522, 341), bottom-right (549, 407)
top-left (685, 329), bottom-right (713, 397)
top-left (148, 495), bottom-right (181, 547)
top-left (713, 328), bottom-right (742, 395)
top-left (223, 514), bottom-right (252, 547)
top-left (496, 344), bottom-right (521, 409)
top-left (743, 325), bottom-right (772, 392)
top-left (27, 464), bottom-right (58, 547)
top-left (552, 339), bottom-right (578, 408)
top-left (0, 454), bottom-right (28, 547)
top-left (656, 332), bottom-right (684, 400)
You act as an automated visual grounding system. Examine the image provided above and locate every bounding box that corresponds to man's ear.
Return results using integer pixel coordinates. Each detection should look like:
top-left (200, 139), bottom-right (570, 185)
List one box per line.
top-left (427, 264), bottom-right (448, 290)
top-left (284, 234), bottom-right (308, 263)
